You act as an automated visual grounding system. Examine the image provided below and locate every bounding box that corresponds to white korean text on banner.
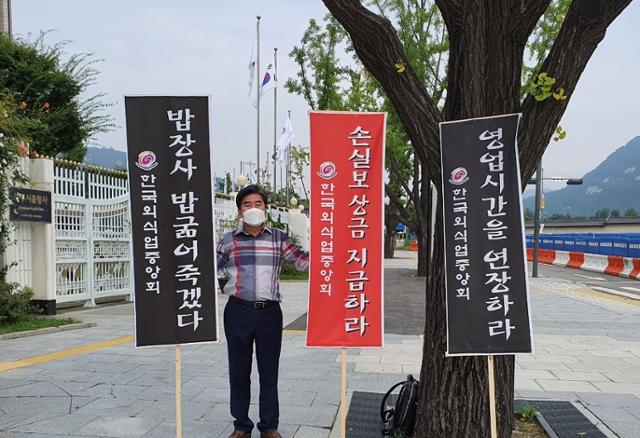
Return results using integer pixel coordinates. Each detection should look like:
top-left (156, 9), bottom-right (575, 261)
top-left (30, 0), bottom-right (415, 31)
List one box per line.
top-left (306, 111), bottom-right (386, 348)
top-left (125, 96), bottom-right (218, 347)
top-left (440, 113), bottom-right (533, 355)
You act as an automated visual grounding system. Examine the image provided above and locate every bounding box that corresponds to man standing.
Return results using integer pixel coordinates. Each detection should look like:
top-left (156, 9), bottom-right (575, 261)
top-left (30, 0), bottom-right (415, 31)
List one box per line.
top-left (217, 185), bottom-right (309, 438)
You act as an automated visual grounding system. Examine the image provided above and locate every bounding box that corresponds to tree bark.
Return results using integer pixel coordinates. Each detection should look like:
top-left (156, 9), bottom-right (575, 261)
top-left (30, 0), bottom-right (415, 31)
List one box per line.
top-left (415, 221), bottom-right (426, 276)
top-left (384, 216), bottom-right (397, 259)
top-left (416, 161), bottom-right (430, 277)
top-left (322, 0), bottom-right (632, 436)
top-left (383, 196), bottom-right (402, 259)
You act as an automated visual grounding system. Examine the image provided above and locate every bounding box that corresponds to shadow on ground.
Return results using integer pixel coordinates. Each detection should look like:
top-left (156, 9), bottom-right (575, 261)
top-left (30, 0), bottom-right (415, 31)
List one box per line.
top-left (286, 267), bottom-right (426, 335)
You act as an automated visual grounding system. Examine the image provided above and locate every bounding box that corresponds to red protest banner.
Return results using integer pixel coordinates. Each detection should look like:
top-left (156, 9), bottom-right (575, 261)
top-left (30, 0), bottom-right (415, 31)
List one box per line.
top-left (306, 111), bottom-right (386, 348)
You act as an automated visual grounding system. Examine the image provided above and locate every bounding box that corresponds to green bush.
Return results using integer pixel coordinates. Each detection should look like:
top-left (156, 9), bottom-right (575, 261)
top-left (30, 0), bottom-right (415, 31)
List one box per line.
top-left (516, 406), bottom-right (537, 422)
top-left (0, 281), bottom-right (38, 324)
top-left (280, 260), bottom-right (309, 280)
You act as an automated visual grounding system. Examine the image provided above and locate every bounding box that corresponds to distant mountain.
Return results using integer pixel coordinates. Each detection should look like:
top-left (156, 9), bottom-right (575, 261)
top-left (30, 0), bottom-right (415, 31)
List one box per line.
top-left (524, 136), bottom-right (640, 216)
top-left (84, 147), bottom-right (127, 170)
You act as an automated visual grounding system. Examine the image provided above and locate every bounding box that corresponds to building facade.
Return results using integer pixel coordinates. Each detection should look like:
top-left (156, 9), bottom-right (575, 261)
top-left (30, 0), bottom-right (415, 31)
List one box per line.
top-left (0, 0), bottom-right (11, 36)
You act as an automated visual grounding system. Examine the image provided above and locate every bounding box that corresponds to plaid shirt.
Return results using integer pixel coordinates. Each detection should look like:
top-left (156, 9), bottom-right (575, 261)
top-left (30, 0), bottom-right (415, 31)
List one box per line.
top-left (216, 225), bottom-right (309, 301)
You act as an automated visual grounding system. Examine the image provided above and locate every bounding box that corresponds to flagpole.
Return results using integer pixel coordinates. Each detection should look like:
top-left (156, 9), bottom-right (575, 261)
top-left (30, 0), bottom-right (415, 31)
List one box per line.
top-left (273, 47), bottom-right (278, 194)
top-left (256, 15), bottom-right (261, 184)
top-left (286, 110), bottom-right (291, 207)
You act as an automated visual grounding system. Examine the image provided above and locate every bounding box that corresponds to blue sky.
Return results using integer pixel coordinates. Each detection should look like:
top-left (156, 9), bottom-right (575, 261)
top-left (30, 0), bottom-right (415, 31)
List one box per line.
top-left (13, 1), bottom-right (640, 190)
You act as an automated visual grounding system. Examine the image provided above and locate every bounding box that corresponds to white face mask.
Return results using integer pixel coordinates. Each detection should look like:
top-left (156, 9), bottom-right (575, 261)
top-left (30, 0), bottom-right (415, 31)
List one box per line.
top-left (242, 208), bottom-right (266, 226)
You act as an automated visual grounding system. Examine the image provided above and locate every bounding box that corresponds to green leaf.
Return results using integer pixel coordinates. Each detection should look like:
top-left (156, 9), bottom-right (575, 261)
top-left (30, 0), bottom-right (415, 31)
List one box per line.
top-left (542, 76), bottom-right (556, 86)
top-left (534, 91), bottom-right (551, 101)
top-left (553, 87), bottom-right (567, 100)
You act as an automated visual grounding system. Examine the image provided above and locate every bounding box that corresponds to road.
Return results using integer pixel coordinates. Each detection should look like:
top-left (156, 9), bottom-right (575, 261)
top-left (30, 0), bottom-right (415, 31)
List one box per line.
top-left (530, 261), bottom-right (640, 299)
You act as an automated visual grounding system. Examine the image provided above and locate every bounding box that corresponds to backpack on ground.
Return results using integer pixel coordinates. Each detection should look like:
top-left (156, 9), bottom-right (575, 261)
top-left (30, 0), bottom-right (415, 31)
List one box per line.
top-left (380, 374), bottom-right (420, 437)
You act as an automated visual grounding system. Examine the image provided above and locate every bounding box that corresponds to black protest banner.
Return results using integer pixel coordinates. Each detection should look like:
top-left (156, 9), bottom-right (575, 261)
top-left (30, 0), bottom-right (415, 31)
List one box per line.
top-left (125, 96), bottom-right (218, 347)
top-left (440, 114), bottom-right (533, 355)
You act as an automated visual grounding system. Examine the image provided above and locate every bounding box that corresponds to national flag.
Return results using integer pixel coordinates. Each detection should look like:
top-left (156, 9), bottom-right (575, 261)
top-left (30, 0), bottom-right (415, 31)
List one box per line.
top-left (277, 115), bottom-right (294, 163)
top-left (248, 169), bottom-right (257, 185)
top-left (248, 46), bottom-right (256, 98)
top-left (253, 63), bottom-right (277, 107)
top-left (260, 63), bottom-right (277, 96)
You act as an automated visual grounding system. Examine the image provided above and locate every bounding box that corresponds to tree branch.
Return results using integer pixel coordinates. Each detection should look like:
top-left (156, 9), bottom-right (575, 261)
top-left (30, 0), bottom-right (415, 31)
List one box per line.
top-left (387, 154), bottom-right (415, 226)
top-left (434, 0), bottom-right (461, 29)
top-left (386, 184), bottom-right (412, 226)
top-left (390, 154), bottom-right (415, 203)
top-left (322, 0), bottom-right (443, 182)
top-left (298, 56), bottom-right (316, 110)
top-left (518, 0), bottom-right (632, 183)
top-left (509, 0), bottom-right (552, 42)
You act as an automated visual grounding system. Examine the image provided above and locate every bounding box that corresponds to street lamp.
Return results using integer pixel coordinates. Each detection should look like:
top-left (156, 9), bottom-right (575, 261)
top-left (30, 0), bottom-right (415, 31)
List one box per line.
top-left (528, 164), bottom-right (583, 277)
top-left (236, 175), bottom-right (248, 188)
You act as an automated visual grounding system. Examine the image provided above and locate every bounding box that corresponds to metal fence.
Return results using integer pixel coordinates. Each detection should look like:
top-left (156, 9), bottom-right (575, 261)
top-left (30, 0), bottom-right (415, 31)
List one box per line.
top-left (4, 157), bottom-right (297, 306)
top-left (525, 233), bottom-right (640, 258)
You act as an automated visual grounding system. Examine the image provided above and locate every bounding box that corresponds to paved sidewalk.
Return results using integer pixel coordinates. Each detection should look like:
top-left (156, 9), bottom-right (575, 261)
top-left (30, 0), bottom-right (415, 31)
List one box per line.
top-left (0, 251), bottom-right (639, 437)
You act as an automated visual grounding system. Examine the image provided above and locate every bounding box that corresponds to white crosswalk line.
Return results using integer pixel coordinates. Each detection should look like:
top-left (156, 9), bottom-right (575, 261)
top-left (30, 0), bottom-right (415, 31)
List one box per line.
top-left (573, 273), bottom-right (606, 281)
top-left (591, 286), bottom-right (640, 301)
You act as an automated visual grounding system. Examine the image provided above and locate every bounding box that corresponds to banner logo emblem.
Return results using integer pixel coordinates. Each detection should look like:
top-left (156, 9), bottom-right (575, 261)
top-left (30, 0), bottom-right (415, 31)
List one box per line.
top-left (317, 161), bottom-right (337, 179)
top-left (135, 151), bottom-right (158, 171)
top-left (449, 167), bottom-right (469, 185)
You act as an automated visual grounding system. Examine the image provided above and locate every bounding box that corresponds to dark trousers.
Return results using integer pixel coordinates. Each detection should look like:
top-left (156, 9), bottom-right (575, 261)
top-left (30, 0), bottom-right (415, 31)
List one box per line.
top-left (224, 299), bottom-right (283, 432)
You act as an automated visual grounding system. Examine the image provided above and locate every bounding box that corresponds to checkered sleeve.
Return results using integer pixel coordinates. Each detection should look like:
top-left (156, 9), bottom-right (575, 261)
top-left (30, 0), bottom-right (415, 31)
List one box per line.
top-left (216, 233), bottom-right (231, 272)
top-left (281, 232), bottom-right (309, 272)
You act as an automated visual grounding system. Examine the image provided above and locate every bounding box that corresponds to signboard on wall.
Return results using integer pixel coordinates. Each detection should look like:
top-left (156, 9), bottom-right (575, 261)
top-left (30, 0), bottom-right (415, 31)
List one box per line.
top-left (9, 188), bottom-right (52, 223)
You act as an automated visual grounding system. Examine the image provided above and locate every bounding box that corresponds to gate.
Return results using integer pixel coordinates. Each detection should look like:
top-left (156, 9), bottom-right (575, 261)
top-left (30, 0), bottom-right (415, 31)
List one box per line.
top-left (54, 161), bottom-right (132, 305)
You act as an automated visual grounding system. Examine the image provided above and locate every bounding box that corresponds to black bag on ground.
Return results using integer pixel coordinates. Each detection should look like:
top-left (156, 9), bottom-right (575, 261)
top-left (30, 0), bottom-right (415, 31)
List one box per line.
top-left (380, 374), bottom-right (420, 437)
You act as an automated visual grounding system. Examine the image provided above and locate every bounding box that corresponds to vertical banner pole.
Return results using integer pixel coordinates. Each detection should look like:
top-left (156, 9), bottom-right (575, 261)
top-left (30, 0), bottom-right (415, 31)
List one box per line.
top-left (487, 355), bottom-right (497, 438)
top-left (340, 348), bottom-right (347, 438)
top-left (273, 47), bottom-right (278, 192)
top-left (176, 345), bottom-right (182, 438)
top-left (256, 15), bottom-right (261, 184)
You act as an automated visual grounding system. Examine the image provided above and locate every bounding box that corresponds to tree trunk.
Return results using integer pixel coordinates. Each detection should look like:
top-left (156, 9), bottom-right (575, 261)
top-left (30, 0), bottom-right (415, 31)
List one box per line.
top-left (384, 202), bottom-right (401, 259)
top-left (416, 161), bottom-right (431, 277)
top-left (322, 1), bottom-right (632, 436)
top-left (415, 199), bottom-right (515, 437)
top-left (415, 221), bottom-right (426, 276)
top-left (384, 220), bottom-right (396, 259)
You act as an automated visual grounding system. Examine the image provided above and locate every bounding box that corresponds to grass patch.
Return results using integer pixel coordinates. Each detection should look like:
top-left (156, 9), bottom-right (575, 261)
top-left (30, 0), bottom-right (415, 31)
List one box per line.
top-left (513, 417), bottom-right (548, 437)
top-left (513, 407), bottom-right (549, 438)
top-left (0, 316), bottom-right (79, 335)
top-left (280, 271), bottom-right (309, 281)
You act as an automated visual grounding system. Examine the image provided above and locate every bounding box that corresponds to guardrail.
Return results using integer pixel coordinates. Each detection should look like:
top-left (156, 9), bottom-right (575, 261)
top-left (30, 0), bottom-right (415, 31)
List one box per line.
top-left (525, 248), bottom-right (640, 280)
